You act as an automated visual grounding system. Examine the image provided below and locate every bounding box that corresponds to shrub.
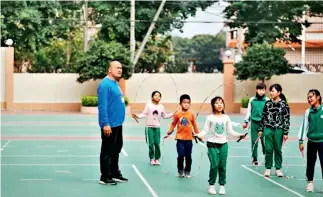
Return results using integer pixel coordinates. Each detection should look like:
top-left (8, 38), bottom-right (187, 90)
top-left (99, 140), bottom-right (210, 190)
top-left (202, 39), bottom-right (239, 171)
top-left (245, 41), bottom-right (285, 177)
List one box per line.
top-left (240, 96), bottom-right (249, 108)
top-left (124, 96), bottom-right (129, 106)
top-left (81, 96), bottom-right (98, 107)
top-left (81, 95), bottom-right (129, 107)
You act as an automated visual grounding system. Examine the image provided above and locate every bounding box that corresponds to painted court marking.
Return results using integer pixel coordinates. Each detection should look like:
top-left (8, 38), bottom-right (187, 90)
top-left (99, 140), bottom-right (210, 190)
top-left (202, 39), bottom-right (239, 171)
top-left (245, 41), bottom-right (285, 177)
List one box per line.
top-left (241, 165), bottom-right (305, 197)
top-left (79, 145), bottom-right (97, 148)
top-left (57, 150), bottom-right (68, 152)
top-left (82, 179), bottom-right (98, 181)
top-left (122, 148), bottom-right (128, 156)
top-left (1, 155), bottom-right (100, 157)
top-left (55, 170), bottom-right (71, 174)
top-left (132, 165), bottom-right (158, 197)
top-left (244, 164), bottom-right (321, 167)
top-left (36, 146), bottom-right (56, 148)
top-left (1, 140), bottom-right (11, 151)
top-left (1, 154), bottom-right (131, 158)
top-left (298, 178), bottom-right (322, 181)
top-left (21, 179), bottom-right (52, 181)
top-left (2, 164), bottom-right (133, 166)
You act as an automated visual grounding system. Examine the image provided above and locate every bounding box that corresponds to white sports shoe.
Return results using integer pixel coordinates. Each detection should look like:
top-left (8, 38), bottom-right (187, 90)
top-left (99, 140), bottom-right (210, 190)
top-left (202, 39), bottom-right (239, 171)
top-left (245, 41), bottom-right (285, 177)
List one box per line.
top-left (306, 182), bottom-right (314, 192)
top-left (264, 169), bottom-right (271, 177)
top-left (276, 169), bottom-right (283, 177)
top-left (208, 185), bottom-right (216, 195)
top-left (219, 185), bottom-right (226, 195)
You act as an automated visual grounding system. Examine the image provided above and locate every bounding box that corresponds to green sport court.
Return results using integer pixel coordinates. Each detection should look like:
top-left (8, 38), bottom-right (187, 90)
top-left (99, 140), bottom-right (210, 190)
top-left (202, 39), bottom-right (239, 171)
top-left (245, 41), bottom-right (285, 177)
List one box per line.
top-left (1, 112), bottom-right (322, 197)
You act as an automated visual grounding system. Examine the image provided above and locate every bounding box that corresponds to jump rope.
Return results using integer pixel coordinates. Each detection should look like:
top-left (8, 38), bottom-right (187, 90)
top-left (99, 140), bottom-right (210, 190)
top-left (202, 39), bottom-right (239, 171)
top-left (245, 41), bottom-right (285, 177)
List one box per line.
top-left (129, 74), bottom-right (296, 179)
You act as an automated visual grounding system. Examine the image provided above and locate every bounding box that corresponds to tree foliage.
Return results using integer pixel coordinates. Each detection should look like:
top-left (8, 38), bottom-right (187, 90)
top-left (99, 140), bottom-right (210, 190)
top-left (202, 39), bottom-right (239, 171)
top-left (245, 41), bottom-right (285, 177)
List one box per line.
top-left (223, 1), bottom-right (323, 45)
top-left (76, 40), bottom-right (131, 83)
top-left (0, 1), bottom-right (83, 62)
top-left (89, 1), bottom-right (217, 45)
top-left (172, 32), bottom-right (226, 72)
top-left (135, 35), bottom-right (173, 73)
top-left (29, 27), bottom-right (83, 73)
top-left (233, 42), bottom-right (292, 81)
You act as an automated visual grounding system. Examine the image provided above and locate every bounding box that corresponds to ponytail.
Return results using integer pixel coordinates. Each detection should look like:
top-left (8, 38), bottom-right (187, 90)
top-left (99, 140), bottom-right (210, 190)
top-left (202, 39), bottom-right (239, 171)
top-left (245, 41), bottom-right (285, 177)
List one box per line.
top-left (280, 93), bottom-right (287, 102)
top-left (269, 84), bottom-right (287, 103)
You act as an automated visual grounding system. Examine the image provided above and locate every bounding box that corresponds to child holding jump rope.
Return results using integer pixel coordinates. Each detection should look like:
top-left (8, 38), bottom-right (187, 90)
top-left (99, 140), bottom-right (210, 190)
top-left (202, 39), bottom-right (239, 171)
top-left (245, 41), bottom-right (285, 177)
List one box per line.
top-left (195, 96), bottom-right (247, 195)
top-left (298, 89), bottom-right (323, 192)
top-left (132, 91), bottom-right (174, 165)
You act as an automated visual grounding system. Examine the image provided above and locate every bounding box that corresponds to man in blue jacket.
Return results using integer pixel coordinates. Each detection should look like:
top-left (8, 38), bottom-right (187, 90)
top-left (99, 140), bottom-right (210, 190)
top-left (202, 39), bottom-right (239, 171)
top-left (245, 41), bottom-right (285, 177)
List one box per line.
top-left (98, 61), bottom-right (127, 185)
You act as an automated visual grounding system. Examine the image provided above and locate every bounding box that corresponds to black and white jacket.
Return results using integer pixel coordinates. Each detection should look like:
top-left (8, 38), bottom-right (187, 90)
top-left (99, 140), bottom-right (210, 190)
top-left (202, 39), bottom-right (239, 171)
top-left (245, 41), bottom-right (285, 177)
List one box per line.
top-left (258, 99), bottom-right (290, 135)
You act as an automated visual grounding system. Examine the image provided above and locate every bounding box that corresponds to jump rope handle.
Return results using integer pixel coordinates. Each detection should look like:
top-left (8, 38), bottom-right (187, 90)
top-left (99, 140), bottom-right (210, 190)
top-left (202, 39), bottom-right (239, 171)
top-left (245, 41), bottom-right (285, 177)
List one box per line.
top-left (192, 133), bottom-right (204, 144)
top-left (301, 150), bottom-right (304, 158)
top-left (237, 133), bottom-right (248, 142)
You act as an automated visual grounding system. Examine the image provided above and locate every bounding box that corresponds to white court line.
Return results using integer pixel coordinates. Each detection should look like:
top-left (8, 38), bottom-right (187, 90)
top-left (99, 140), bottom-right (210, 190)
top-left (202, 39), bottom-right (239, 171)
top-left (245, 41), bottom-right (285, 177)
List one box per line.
top-left (1, 154), bottom-right (130, 157)
top-left (1, 155), bottom-right (99, 157)
top-left (55, 170), bottom-right (71, 174)
top-left (21, 179), bottom-right (52, 181)
top-left (79, 146), bottom-right (97, 148)
top-left (298, 179), bottom-right (322, 181)
top-left (241, 165), bottom-right (305, 197)
top-left (2, 154), bottom-right (301, 158)
top-left (229, 156), bottom-right (301, 158)
top-left (244, 164), bottom-right (320, 167)
top-left (2, 164), bottom-right (132, 166)
top-left (36, 146), bottom-right (56, 148)
top-left (57, 150), bottom-right (68, 152)
top-left (122, 148), bottom-right (128, 156)
top-left (132, 165), bottom-right (158, 197)
top-left (1, 140), bottom-right (11, 151)
top-left (231, 147), bottom-right (248, 149)
top-left (82, 179), bottom-right (98, 181)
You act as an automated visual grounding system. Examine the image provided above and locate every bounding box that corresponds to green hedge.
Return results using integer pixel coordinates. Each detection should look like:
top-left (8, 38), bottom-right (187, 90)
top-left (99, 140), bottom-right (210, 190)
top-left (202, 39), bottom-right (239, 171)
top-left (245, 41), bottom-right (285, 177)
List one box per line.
top-left (240, 96), bottom-right (249, 108)
top-left (81, 95), bottom-right (129, 107)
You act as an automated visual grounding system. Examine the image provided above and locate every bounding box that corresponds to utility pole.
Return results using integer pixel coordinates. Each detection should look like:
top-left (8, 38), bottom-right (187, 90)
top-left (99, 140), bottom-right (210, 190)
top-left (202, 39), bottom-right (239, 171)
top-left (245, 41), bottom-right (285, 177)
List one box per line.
top-left (132, 0), bottom-right (167, 72)
top-left (83, 0), bottom-right (88, 52)
top-left (130, 0), bottom-right (135, 65)
top-left (301, 10), bottom-right (306, 69)
top-left (236, 27), bottom-right (243, 63)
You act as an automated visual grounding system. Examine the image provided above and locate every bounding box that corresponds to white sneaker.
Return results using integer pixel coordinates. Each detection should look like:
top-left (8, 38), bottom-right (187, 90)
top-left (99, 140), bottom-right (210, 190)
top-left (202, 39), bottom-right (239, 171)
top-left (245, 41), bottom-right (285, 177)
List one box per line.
top-left (219, 185), bottom-right (226, 195)
top-left (208, 185), bottom-right (216, 195)
top-left (306, 182), bottom-right (314, 192)
top-left (264, 169), bottom-right (271, 177)
top-left (276, 169), bottom-right (283, 177)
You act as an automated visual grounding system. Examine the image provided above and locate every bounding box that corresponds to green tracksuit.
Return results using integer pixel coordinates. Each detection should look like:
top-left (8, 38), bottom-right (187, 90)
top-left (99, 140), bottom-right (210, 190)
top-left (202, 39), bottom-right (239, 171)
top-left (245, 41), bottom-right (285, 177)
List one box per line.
top-left (244, 95), bottom-right (269, 161)
top-left (299, 105), bottom-right (323, 144)
top-left (146, 127), bottom-right (161, 160)
top-left (207, 142), bottom-right (228, 185)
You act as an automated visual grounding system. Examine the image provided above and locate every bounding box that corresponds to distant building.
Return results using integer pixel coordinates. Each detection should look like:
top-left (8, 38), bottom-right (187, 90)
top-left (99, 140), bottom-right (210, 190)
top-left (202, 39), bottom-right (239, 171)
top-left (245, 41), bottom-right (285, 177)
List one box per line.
top-left (225, 16), bottom-right (323, 72)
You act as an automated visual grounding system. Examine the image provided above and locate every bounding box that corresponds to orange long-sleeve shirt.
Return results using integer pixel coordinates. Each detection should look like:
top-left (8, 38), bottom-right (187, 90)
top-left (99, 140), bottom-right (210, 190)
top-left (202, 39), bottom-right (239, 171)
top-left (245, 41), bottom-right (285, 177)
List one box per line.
top-left (167, 111), bottom-right (200, 140)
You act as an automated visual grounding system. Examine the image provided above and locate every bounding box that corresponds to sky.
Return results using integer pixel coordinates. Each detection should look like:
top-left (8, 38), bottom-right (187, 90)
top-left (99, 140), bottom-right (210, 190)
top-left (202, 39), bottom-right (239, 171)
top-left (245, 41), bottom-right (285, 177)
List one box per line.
top-left (171, 1), bottom-right (229, 38)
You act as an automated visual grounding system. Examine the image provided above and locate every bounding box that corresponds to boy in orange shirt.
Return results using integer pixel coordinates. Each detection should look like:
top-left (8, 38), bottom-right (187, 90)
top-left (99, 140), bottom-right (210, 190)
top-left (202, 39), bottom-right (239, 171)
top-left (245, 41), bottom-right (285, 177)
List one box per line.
top-left (164, 94), bottom-right (200, 178)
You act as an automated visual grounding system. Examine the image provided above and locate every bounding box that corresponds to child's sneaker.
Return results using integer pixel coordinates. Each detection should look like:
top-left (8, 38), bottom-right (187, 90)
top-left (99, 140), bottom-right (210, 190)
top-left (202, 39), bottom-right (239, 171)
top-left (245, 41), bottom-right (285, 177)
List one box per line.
top-left (184, 171), bottom-right (191, 178)
top-left (208, 185), bottom-right (216, 195)
top-left (219, 185), bottom-right (226, 195)
top-left (306, 182), bottom-right (314, 192)
top-left (252, 160), bottom-right (259, 166)
top-left (154, 159), bottom-right (160, 165)
top-left (150, 159), bottom-right (156, 165)
top-left (264, 169), bottom-right (271, 177)
top-left (276, 169), bottom-right (283, 177)
top-left (178, 171), bottom-right (184, 178)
